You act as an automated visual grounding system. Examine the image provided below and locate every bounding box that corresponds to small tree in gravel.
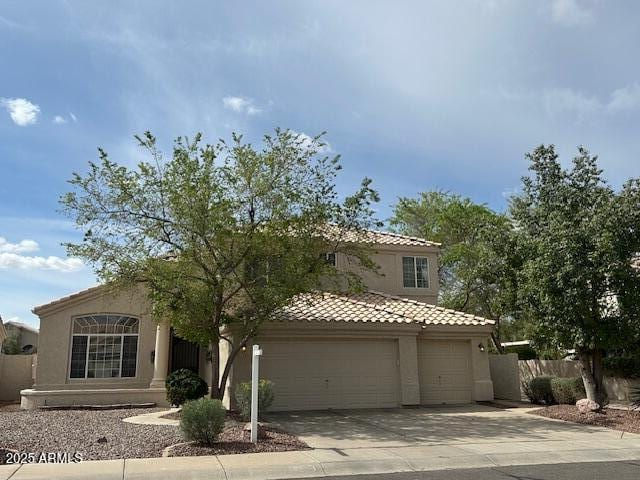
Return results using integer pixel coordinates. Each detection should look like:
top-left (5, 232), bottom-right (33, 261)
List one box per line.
top-left (180, 398), bottom-right (226, 445)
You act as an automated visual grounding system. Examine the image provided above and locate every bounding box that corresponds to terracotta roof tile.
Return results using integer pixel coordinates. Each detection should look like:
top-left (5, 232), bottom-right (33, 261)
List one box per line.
top-left (278, 291), bottom-right (495, 327)
top-left (325, 225), bottom-right (440, 247)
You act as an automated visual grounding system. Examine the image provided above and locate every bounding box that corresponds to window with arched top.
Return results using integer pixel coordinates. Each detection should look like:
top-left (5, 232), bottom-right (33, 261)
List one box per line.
top-left (69, 315), bottom-right (139, 379)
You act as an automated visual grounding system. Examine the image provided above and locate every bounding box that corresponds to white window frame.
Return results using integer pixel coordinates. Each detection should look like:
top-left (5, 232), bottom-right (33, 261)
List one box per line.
top-left (402, 256), bottom-right (430, 289)
top-left (324, 252), bottom-right (337, 267)
top-left (69, 315), bottom-right (139, 380)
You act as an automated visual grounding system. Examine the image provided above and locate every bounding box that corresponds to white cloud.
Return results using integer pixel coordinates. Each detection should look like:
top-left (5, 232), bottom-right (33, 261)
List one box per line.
top-left (0, 97), bottom-right (40, 126)
top-left (0, 237), bottom-right (83, 272)
top-left (0, 253), bottom-right (84, 272)
top-left (69, 112), bottom-right (77, 122)
top-left (550, 0), bottom-right (594, 27)
top-left (0, 237), bottom-right (39, 254)
top-left (222, 96), bottom-right (262, 115)
top-left (607, 84), bottom-right (640, 113)
top-left (53, 115), bottom-right (67, 124)
top-left (290, 130), bottom-right (333, 154)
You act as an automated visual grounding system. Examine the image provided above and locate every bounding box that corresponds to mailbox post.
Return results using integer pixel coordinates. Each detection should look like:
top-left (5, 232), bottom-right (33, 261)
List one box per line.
top-left (250, 344), bottom-right (263, 443)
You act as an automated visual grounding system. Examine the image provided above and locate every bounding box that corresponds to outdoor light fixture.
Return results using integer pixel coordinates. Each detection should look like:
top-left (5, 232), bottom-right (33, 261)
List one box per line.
top-left (478, 343), bottom-right (485, 352)
top-left (242, 345), bottom-right (247, 352)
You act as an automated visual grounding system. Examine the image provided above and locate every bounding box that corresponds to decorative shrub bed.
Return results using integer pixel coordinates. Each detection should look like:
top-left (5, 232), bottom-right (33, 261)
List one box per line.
top-left (524, 375), bottom-right (586, 405)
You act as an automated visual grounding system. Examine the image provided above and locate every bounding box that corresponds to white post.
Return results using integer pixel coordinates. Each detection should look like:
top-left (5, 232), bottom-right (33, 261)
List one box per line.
top-left (250, 344), bottom-right (263, 443)
top-left (150, 322), bottom-right (170, 388)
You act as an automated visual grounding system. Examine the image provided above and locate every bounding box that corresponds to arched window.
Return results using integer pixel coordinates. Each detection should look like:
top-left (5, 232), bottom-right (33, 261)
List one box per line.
top-left (69, 315), bottom-right (139, 379)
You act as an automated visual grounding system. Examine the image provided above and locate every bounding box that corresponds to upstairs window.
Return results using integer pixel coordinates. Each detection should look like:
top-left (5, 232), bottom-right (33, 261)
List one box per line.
top-left (323, 252), bottom-right (336, 266)
top-left (402, 256), bottom-right (429, 288)
top-left (69, 315), bottom-right (139, 379)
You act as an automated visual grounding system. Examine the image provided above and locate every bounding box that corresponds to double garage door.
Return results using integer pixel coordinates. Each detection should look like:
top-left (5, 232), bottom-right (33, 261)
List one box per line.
top-left (259, 339), bottom-right (401, 411)
top-left (256, 338), bottom-right (472, 410)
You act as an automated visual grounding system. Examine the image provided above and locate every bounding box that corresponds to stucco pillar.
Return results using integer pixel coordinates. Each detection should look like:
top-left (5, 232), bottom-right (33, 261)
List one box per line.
top-left (149, 322), bottom-right (170, 388)
top-left (470, 337), bottom-right (494, 401)
top-left (398, 336), bottom-right (420, 405)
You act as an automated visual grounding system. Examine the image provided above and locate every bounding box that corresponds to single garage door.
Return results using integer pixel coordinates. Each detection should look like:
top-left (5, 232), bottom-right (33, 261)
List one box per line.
top-left (418, 340), bottom-right (472, 404)
top-left (258, 338), bottom-right (400, 411)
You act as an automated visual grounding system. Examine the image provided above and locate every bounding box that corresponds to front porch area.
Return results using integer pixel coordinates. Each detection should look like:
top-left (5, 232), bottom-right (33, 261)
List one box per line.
top-left (21, 323), bottom-right (203, 409)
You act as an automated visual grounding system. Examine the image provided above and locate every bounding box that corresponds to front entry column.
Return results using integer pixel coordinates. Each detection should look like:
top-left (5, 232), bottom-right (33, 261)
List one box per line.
top-left (150, 322), bottom-right (170, 388)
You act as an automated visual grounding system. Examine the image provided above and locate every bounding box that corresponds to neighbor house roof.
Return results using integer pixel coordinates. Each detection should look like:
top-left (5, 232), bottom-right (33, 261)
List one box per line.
top-left (4, 320), bottom-right (39, 334)
top-left (325, 225), bottom-right (440, 248)
top-left (280, 291), bottom-right (495, 327)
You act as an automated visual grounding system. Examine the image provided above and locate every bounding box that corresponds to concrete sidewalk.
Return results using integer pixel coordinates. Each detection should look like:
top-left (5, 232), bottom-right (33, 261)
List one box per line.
top-left (3, 436), bottom-right (640, 480)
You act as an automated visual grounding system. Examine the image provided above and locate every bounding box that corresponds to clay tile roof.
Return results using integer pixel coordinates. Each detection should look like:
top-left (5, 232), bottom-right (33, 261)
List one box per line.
top-left (278, 290), bottom-right (494, 327)
top-left (32, 285), bottom-right (104, 314)
top-left (324, 225), bottom-right (440, 248)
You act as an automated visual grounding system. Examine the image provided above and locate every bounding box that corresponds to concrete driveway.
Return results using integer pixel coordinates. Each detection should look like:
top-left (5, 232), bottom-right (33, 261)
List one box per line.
top-left (267, 404), bottom-right (640, 452)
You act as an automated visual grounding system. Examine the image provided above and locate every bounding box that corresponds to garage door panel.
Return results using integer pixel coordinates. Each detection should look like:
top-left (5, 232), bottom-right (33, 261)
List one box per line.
top-left (258, 339), bottom-right (400, 410)
top-left (419, 340), bottom-right (472, 405)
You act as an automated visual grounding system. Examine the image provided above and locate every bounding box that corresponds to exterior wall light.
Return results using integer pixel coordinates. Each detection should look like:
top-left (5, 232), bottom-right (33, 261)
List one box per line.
top-left (478, 343), bottom-right (485, 352)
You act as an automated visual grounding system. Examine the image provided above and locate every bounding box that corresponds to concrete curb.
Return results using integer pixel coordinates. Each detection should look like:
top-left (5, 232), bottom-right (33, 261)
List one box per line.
top-left (3, 442), bottom-right (640, 480)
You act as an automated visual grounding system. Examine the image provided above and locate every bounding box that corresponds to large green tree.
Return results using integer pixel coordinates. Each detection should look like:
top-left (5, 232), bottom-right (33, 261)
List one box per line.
top-left (511, 145), bottom-right (640, 403)
top-left (61, 129), bottom-right (380, 399)
top-left (390, 191), bottom-right (520, 350)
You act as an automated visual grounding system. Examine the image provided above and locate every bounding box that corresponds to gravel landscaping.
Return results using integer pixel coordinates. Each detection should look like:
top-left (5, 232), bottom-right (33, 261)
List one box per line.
top-left (0, 407), bottom-right (308, 463)
top-left (530, 405), bottom-right (640, 434)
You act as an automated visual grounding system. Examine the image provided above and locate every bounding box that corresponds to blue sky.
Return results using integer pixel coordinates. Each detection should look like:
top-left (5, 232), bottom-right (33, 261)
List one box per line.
top-left (1, 0), bottom-right (640, 328)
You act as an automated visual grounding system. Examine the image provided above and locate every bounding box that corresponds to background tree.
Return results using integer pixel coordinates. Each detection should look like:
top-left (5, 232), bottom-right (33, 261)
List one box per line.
top-left (390, 191), bottom-right (520, 350)
top-left (62, 129), bottom-right (381, 399)
top-left (1, 332), bottom-right (22, 355)
top-left (511, 145), bottom-right (640, 404)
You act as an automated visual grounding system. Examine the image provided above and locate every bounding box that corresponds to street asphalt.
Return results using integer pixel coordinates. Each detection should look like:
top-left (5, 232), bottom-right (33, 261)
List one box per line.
top-left (282, 460), bottom-right (640, 480)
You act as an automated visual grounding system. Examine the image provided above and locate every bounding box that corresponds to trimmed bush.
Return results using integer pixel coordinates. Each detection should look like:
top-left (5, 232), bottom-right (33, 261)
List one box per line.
top-left (180, 397), bottom-right (226, 445)
top-left (526, 376), bottom-right (555, 405)
top-left (550, 377), bottom-right (586, 404)
top-left (235, 379), bottom-right (275, 420)
top-left (165, 368), bottom-right (208, 406)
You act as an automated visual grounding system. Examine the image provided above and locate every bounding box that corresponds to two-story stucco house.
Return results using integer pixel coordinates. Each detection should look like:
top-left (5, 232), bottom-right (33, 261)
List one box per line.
top-left (21, 229), bottom-right (495, 410)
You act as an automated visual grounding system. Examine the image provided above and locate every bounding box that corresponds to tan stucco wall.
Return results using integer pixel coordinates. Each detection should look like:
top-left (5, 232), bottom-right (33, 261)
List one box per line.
top-left (0, 353), bottom-right (35, 401)
top-left (20, 387), bottom-right (168, 409)
top-left (489, 353), bottom-right (521, 401)
top-left (34, 286), bottom-right (157, 391)
top-left (340, 245), bottom-right (440, 304)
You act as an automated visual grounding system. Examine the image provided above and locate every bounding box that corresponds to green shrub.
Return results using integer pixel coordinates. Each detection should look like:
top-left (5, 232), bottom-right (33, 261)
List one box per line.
top-left (603, 356), bottom-right (640, 378)
top-left (235, 379), bottom-right (275, 420)
top-left (180, 397), bottom-right (226, 445)
top-left (550, 377), bottom-right (586, 404)
top-left (165, 369), bottom-right (208, 406)
top-left (526, 376), bottom-right (555, 405)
